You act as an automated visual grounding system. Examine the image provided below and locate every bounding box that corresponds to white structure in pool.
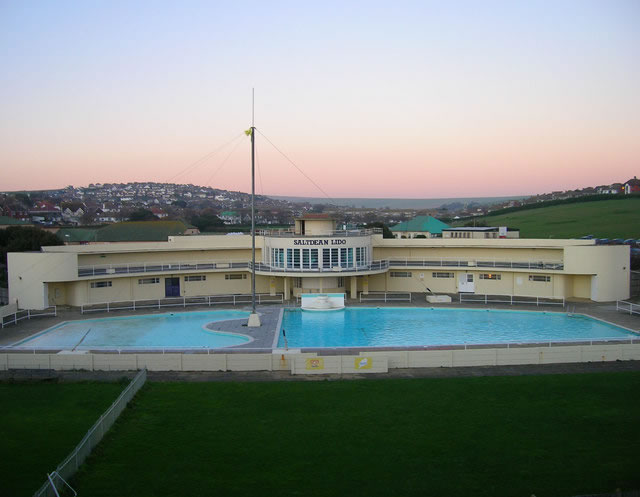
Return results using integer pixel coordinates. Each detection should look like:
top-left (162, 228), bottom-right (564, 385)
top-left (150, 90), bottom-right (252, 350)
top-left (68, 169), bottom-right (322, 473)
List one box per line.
top-left (301, 293), bottom-right (345, 311)
top-left (7, 214), bottom-right (631, 309)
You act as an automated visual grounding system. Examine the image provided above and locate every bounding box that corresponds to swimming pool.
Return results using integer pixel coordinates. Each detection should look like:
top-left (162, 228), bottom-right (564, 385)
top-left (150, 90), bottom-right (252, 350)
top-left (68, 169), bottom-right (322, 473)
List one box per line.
top-left (13, 310), bottom-right (251, 349)
top-left (278, 308), bottom-right (636, 348)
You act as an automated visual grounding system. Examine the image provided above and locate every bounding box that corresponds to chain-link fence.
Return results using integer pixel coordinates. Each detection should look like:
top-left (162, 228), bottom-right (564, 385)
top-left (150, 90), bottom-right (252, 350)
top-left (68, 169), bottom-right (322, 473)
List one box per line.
top-left (33, 368), bottom-right (147, 497)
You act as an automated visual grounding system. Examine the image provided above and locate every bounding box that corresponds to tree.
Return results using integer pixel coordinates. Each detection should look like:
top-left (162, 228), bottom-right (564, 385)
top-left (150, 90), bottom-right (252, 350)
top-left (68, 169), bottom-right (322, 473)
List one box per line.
top-left (129, 209), bottom-right (157, 221)
top-left (0, 226), bottom-right (63, 287)
top-left (191, 211), bottom-right (225, 232)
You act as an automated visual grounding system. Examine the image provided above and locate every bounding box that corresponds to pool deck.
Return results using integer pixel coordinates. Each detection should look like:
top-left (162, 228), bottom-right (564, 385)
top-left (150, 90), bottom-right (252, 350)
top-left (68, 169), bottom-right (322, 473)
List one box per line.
top-left (1, 296), bottom-right (639, 352)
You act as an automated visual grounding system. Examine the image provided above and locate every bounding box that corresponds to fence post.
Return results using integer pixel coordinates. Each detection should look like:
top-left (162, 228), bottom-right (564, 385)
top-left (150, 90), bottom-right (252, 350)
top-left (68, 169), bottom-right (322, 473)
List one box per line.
top-left (183, 297), bottom-right (186, 308)
top-left (107, 302), bottom-right (110, 313)
top-left (158, 300), bottom-right (161, 310)
top-left (484, 295), bottom-right (487, 304)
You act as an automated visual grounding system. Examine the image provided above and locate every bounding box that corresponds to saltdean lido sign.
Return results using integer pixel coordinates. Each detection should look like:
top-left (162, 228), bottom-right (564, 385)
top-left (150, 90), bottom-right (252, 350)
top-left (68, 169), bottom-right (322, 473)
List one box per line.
top-left (293, 238), bottom-right (347, 246)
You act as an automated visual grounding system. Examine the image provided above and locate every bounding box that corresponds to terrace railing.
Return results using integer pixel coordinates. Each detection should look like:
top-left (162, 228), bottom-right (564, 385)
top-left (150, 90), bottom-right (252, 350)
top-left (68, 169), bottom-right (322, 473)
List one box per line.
top-left (1, 306), bottom-right (57, 328)
top-left (459, 294), bottom-right (565, 307)
top-left (616, 300), bottom-right (640, 316)
top-left (251, 260), bottom-right (389, 273)
top-left (78, 260), bottom-right (249, 278)
top-left (388, 258), bottom-right (564, 270)
top-left (77, 258), bottom-right (563, 278)
top-left (80, 293), bottom-right (284, 314)
top-left (258, 228), bottom-right (381, 237)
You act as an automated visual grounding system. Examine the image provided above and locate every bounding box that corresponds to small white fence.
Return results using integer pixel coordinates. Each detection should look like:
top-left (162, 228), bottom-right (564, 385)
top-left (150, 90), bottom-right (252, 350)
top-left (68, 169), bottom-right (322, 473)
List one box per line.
top-left (359, 291), bottom-right (412, 303)
top-left (33, 368), bottom-right (147, 497)
top-left (80, 293), bottom-right (284, 314)
top-left (459, 294), bottom-right (565, 307)
top-left (1, 306), bottom-right (57, 328)
top-left (616, 300), bottom-right (640, 316)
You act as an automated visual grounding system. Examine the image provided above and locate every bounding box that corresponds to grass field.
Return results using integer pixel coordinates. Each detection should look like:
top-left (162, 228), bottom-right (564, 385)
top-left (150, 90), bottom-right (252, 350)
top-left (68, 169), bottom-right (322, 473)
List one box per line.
top-left (454, 196), bottom-right (640, 239)
top-left (0, 381), bottom-right (126, 496)
top-left (71, 373), bottom-right (640, 497)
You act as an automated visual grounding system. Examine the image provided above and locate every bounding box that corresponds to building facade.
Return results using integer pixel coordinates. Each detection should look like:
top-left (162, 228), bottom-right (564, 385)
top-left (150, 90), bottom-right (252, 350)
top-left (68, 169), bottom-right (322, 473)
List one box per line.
top-left (8, 216), bottom-right (630, 309)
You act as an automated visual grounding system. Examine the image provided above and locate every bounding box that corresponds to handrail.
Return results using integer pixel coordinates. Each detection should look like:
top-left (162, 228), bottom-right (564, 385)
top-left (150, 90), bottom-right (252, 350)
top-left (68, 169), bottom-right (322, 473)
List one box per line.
top-left (77, 260), bottom-right (249, 277)
top-left (388, 258), bottom-right (564, 270)
top-left (459, 294), bottom-right (565, 307)
top-left (616, 300), bottom-right (640, 316)
top-left (77, 257), bottom-right (564, 278)
top-left (360, 291), bottom-right (412, 303)
top-left (250, 261), bottom-right (389, 273)
top-left (258, 228), bottom-right (381, 237)
top-left (80, 294), bottom-right (284, 314)
top-left (1, 306), bottom-right (57, 328)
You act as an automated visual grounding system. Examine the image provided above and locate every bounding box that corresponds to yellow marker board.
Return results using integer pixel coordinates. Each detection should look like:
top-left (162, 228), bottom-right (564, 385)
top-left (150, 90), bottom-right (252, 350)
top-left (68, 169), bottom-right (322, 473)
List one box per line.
top-left (306, 358), bottom-right (325, 370)
top-left (355, 357), bottom-right (372, 370)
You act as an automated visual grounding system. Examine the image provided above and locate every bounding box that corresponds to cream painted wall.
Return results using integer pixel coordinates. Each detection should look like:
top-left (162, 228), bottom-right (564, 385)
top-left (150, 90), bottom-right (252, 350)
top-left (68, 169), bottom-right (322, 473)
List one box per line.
top-left (8, 252), bottom-right (77, 309)
top-left (78, 249), bottom-right (255, 266)
top-left (563, 246), bottom-right (629, 301)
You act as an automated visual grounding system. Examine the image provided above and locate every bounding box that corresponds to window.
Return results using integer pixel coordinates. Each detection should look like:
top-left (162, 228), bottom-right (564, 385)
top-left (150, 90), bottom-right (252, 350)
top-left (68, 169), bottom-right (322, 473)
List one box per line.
top-left (432, 272), bottom-right (454, 278)
top-left (529, 275), bottom-right (551, 282)
top-left (272, 248), bottom-right (284, 267)
top-left (479, 274), bottom-right (501, 280)
top-left (90, 281), bottom-right (112, 288)
top-left (356, 247), bottom-right (367, 266)
top-left (293, 277), bottom-right (302, 288)
top-left (310, 249), bottom-right (318, 269)
top-left (184, 275), bottom-right (206, 282)
top-left (331, 248), bottom-right (339, 267)
top-left (323, 248), bottom-right (330, 268)
top-left (390, 271), bottom-right (412, 278)
top-left (225, 273), bottom-right (247, 280)
top-left (138, 278), bottom-right (159, 285)
top-left (337, 277), bottom-right (344, 287)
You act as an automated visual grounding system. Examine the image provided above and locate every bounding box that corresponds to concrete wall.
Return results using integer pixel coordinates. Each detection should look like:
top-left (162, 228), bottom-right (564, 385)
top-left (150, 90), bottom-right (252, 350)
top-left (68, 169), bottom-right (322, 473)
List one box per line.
top-left (2, 342), bottom-right (638, 372)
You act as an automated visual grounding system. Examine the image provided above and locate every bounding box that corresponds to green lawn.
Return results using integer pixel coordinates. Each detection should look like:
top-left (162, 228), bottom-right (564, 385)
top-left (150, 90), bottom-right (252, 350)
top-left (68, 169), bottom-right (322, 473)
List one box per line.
top-left (456, 196), bottom-right (640, 238)
top-left (73, 373), bottom-right (640, 497)
top-left (0, 381), bottom-right (126, 496)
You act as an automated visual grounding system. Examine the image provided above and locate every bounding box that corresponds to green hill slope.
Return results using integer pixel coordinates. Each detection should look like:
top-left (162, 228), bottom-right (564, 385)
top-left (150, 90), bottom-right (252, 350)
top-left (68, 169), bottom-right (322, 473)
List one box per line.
top-left (455, 196), bottom-right (640, 239)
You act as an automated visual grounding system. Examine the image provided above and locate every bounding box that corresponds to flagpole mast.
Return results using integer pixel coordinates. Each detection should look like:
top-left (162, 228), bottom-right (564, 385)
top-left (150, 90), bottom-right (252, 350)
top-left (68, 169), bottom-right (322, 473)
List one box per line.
top-left (248, 88), bottom-right (261, 327)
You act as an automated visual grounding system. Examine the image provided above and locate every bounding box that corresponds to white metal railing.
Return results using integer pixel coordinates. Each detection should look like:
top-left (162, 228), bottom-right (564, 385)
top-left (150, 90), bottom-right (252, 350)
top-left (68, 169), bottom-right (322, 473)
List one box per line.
top-left (359, 291), bottom-right (412, 303)
top-left (33, 369), bottom-right (147, 497)
top-left (1, 306), bottom-right (57, 328)
top-left (80, 293), bottom-right (284, 314)
top-left (77, 260), bottom-right (250, 278)
top-left (77, 257), bottom-right (564, 278)
top-left (251, 260), bottom-right (389, 273)
top-left (388, 257), bottom-right (564, 270)
top-left (258, 228), bottom-right (381, 237)
top-left (459, 294), bottom-right (565, 307)
top-left (616, 300), bottom-right (640, 316)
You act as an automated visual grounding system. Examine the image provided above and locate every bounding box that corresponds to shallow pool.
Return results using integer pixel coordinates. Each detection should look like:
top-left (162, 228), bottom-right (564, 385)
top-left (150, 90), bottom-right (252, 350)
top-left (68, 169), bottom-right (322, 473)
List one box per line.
top-left (278, 308), bottom-right (635, 348)
top-left (14, 310), bottom-right (251, 349)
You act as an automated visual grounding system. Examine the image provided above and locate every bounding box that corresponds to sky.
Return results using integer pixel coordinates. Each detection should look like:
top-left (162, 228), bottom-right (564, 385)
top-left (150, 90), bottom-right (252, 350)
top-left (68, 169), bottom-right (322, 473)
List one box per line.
top-left (0, 0), bottom-right (638, 199)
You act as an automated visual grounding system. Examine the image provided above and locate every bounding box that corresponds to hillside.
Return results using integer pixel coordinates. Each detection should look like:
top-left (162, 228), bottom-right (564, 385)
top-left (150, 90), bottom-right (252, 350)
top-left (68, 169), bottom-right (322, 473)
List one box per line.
top-left (454, 196), bottom-right (640, 239)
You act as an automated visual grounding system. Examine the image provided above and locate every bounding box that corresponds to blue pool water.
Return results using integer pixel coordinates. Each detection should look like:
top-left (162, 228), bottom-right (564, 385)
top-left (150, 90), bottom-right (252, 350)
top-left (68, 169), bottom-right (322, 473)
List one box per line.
top-left (15, 310), bottom-right (251, 349)
top-left (278, 308), bottom-right (635, 348)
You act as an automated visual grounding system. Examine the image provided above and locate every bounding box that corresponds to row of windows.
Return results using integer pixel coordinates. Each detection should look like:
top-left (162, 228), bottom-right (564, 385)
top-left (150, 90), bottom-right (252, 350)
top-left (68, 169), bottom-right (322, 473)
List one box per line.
top-left (479, 274), bottom-right (501, 280)
top-left (270, 247), bottom-right (368, 269)
top-left (92, 274), bottom-right (244, 289)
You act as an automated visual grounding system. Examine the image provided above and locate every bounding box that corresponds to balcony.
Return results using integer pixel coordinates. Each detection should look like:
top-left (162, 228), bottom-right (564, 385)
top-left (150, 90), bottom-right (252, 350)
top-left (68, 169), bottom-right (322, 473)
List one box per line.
top-left (388, 258), bottom-right (564, 271)
top-left (78, 260), bottom-right (249, 278)
top-left (250, 260), bottom-right (389, 273)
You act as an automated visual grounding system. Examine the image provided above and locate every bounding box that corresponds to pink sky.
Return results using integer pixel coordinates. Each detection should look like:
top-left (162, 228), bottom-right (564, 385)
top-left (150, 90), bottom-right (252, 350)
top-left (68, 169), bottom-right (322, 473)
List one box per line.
top-left (1, 1), bottom-right (638, 198)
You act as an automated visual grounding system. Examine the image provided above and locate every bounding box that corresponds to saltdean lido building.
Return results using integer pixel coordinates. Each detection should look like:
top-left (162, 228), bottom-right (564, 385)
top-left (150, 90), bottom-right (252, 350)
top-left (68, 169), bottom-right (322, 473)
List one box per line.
top-left (8, 214), bottom-right (630, 310)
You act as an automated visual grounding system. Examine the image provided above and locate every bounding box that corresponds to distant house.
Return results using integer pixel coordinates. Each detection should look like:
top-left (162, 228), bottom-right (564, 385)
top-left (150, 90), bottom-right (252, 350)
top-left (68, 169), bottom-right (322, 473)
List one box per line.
top-left (150, 207), bottom-right (168, 219)
top-left (220, 211), bottom-right (242, 225)
top-left (442, 227), bottom-right (520, 239)
top-left (390, 216), bottom-right (450, 239)
top-left (624, 177), bottom-right (640, 195)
